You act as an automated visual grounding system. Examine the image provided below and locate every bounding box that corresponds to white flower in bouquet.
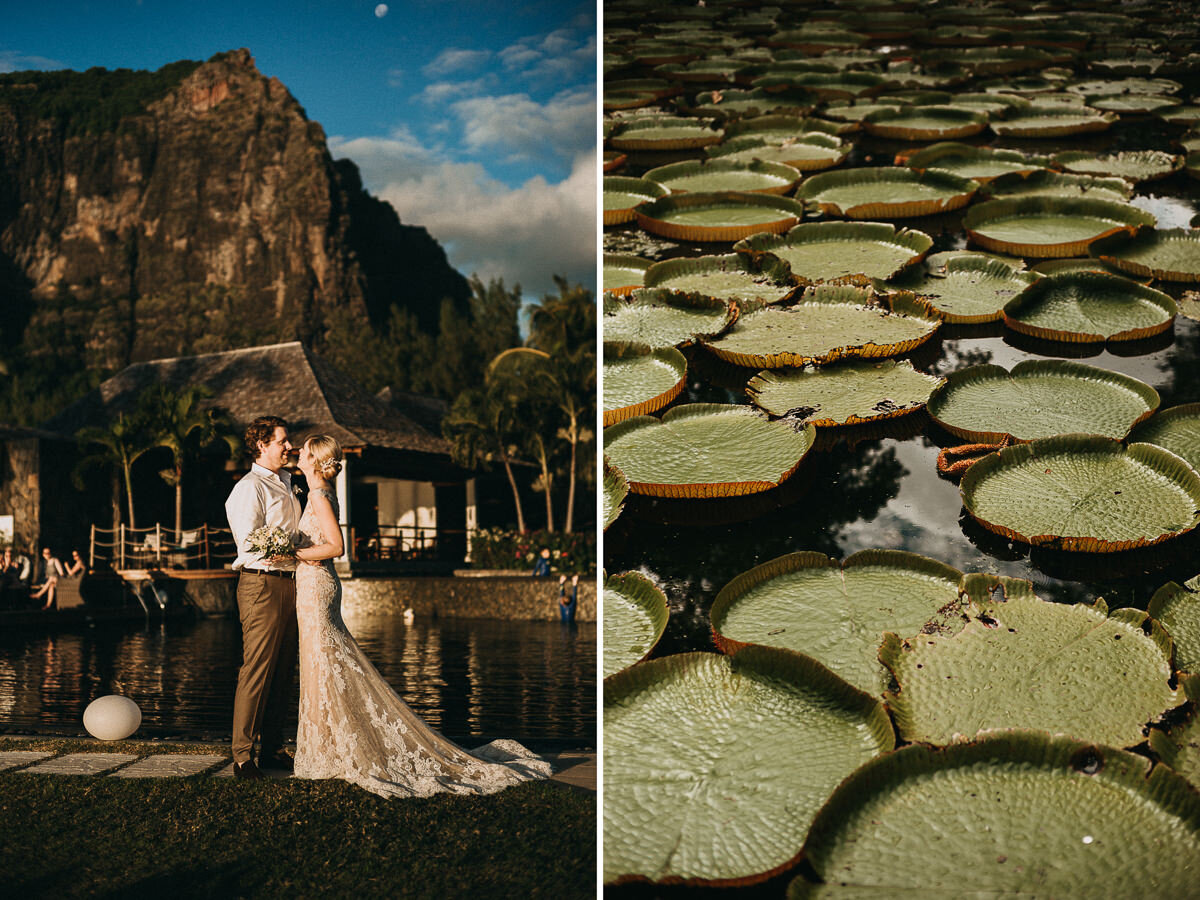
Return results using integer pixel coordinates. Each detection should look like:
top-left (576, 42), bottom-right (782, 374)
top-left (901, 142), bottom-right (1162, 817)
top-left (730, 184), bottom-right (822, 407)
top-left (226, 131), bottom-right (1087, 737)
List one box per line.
top-left (246, 525), bottom-right (294, 559)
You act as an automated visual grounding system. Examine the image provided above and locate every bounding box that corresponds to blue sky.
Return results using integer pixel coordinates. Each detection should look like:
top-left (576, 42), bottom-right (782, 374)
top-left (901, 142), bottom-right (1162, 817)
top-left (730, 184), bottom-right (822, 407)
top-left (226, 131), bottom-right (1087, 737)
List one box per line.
top-left (0, 0), bottom-right (597, 302)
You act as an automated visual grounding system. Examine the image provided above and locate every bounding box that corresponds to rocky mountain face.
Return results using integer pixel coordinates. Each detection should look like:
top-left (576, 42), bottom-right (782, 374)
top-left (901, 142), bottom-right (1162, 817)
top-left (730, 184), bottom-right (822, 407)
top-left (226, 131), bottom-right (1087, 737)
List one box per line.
top-left (0, 49), bottom-right (469, 371)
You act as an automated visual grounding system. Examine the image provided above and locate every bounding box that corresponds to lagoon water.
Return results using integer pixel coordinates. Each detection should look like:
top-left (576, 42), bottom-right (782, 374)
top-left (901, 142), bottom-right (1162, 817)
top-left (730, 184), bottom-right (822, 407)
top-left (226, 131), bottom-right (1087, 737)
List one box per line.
top-left (0, 615), bottom-right (595, 749)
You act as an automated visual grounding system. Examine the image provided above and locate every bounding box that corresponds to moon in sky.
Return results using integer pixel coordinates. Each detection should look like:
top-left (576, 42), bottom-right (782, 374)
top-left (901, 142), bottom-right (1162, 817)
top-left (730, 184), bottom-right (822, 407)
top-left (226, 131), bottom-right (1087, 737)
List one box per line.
top-left (374, 4), bottom-right (388, 16)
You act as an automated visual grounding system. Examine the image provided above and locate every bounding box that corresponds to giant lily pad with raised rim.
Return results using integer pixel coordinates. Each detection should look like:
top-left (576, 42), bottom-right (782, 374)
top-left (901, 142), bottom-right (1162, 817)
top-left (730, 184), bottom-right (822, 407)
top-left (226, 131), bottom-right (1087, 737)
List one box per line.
top-left (787, 733), bottom-right (1200, 898)
top-left (1054, 149), bottom-right (1183, 183)
top-left (683, 88), bottom-right (817, 120)
top-left (747, 360), bottom-right (943, 426)
top-left (604, 648), bottom-right (895, 886)
top-left (635, 191), bottom-right (806, 243)
top-left (603, 342), bottom-right (687, 427)
top-left (706, 134), bottom-right (850, 172)
top-left (796, 167), bottom-right (977, 219)
top-left (882, 577), bottom-right (1182, 747)
top-left (981, 169), bottom-right (1132, 202)
top-left (964, 197), bottom-right (1155, 258)
top-left (1068, 76), bottom-right (1183, 96)
top-left (959, 436), bottom-right (1200, 552)
top-left (888, 256), bottom-right (1039, 324)
top-left (609, 116), bottom-right (724, 151)
top-left (1090, 228), bottom-right (1200, 283)
top-left (603, 288), bottom-right (738, 349)
top-left (1003, 271), bottom-right (1176, 342)
top-left (642, 158), bottom-right (800, 196)
top-left (1149, 579), bottom-right (1200, 675)
top-left (903, 142), bottom-right (1049, 182)
top-left (1150, 675), bottom-right (1200, 789)
top-left (643, 254), bottom-right (798, 305)
top-left (722, 114), bottom-right (851, 142)
top-left (821, 99), bottom-right (904, 125)
top-left (735, 222), bottom-right (933, 286)
top-left (1086, 92), bottom-right (1182, 115)
top-left (603, 571), bottom-right (669, 678)
top-left (710, 550), bottom-right (962, 696)
top-left (603, 456), bottom-right (628, 532)
top-left (926, 360), bottom-right (1160, 443)
top-left (603, 253), bottom-right (651, 295)
top-left (604, 176), bottom-right (671, 226)
top-left (603, 404), bottom-right (816, 499)
top-left (989, 104), bottom-right (1117, 137)
top-left (703, 287), bottom-right (940, 369)
top-left (1129, 403), bottom-right (1200, 471)
top-left (862, 106), bottom-right (988, 141)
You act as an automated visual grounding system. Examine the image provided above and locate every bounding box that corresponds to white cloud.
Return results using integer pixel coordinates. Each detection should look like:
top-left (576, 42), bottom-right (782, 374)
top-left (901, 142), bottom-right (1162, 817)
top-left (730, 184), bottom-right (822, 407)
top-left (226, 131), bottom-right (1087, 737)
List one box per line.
top-left (418, 75), bottom-right (496, 105)
top-left (422, 47), bottom-right (491, 77)
top-left (385, 67), bottom-right (403, 88)
top-left (450, 88), bottom-right (595, 165)
top-left (497, 26), bottom-right (594, 84)
top-left (0, 50), bottom-right (63, 73)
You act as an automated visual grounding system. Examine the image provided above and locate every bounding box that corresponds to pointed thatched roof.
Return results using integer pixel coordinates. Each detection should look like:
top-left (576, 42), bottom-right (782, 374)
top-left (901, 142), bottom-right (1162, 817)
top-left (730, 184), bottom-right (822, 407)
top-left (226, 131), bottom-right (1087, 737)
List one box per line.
top-left (44, 341), bottom-right (452, 457)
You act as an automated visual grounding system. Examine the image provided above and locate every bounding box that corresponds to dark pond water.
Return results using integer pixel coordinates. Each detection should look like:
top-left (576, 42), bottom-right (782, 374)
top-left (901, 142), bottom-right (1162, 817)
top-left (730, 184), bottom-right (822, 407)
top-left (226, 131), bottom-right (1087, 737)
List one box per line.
top-left (606, 122), bottom-right (1200, 671)
top-left (0, 615), bottom-right (596, 749)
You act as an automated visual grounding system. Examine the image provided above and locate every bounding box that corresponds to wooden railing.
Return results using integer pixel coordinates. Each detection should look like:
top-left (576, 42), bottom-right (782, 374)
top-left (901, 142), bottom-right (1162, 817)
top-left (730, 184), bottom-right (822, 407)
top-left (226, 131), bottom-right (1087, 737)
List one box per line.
top-left (349, 524), bottom-right (442, 562)
top-left (90, 523), bottom-right (237, 571)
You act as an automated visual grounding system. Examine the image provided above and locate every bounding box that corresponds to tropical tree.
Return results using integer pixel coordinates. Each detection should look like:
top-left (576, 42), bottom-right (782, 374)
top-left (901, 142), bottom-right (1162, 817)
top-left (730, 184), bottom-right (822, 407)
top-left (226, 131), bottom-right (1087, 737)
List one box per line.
top-left (139, 385), bottom-right (239, 541)
top-left (74, 411), bottom-right (156, 531)
top-left (443, 382), bottom-right (528, 534)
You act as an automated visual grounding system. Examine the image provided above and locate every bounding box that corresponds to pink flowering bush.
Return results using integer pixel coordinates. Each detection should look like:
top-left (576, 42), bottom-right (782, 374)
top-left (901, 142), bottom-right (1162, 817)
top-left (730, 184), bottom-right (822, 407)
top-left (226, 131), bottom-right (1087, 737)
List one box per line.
top-left (469, 528), bottom-right (595, 573)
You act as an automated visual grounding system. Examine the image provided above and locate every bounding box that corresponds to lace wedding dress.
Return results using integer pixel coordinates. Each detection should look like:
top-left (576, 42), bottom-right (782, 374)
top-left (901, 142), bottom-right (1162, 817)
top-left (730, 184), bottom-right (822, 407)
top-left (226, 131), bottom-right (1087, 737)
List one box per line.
top-left (292, 488), bottom-right (552, 797)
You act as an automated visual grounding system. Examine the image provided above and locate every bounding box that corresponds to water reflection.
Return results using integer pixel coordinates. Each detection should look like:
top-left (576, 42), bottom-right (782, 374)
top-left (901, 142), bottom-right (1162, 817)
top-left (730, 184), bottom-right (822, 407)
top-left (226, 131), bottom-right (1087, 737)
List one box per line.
top-left (0, 616), bottom-right (595, 746)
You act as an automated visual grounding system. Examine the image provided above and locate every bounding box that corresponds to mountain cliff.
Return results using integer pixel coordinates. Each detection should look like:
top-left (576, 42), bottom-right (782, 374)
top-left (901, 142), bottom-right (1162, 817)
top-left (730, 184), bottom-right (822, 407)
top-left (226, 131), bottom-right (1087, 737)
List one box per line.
top-left (0, 49), bottom-right (470, 373)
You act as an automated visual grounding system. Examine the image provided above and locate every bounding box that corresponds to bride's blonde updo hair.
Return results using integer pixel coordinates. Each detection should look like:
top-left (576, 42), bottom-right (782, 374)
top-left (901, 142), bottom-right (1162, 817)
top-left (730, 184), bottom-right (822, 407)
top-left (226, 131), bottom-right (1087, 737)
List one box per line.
top-left (306, 434), bottom-right (343, 480)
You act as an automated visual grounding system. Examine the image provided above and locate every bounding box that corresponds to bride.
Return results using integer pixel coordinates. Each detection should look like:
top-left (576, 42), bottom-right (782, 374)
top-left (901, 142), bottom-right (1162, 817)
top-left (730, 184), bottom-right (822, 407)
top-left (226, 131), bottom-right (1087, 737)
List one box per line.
top-left (290, 434), bottom-right (552, 797)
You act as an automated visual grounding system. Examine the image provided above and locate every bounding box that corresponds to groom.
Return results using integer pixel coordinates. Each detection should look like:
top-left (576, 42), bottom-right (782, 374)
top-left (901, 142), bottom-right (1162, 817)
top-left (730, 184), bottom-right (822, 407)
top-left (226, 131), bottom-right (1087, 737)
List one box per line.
top-left (225, 415), bottom-right (301, 780)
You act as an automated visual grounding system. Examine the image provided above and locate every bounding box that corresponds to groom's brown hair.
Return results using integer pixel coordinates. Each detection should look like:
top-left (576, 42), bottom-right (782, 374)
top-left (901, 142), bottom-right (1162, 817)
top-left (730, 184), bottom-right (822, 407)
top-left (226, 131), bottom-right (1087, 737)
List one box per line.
top-left (244, 415), bottom-right (288, 457)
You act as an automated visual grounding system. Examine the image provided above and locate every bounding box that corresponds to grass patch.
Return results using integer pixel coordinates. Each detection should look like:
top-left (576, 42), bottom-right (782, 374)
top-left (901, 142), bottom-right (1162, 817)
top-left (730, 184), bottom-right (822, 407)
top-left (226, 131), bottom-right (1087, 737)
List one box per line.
top-left (1, 765), bottom-right (594, 898)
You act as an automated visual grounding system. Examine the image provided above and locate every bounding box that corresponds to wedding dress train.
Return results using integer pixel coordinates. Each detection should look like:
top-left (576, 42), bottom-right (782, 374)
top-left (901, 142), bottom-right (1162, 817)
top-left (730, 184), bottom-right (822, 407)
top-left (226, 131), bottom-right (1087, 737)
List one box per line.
top-left (292, 488), bottom-right (552, 797)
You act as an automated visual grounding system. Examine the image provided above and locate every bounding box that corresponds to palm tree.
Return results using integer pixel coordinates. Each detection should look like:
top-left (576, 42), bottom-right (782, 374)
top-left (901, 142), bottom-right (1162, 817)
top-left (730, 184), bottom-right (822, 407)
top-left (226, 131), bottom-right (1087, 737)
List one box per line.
top-left (443, 382), bottom-right (528, 533)
top-left (75, 412), bottom-right (156, 531)
top-left (140, 385), bottom-right (239, 541)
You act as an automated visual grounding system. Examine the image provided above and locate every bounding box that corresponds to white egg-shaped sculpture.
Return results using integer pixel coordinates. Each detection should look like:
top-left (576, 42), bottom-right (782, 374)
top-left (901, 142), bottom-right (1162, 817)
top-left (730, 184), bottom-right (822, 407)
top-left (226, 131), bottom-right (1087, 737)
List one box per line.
top-left (83, 695), bottom-right (141, 741)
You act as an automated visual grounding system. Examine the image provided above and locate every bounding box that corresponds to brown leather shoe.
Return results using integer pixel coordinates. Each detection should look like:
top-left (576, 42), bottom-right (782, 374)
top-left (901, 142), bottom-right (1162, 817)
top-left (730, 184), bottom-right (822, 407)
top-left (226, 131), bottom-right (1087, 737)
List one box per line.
top-left (233, 760), bottom-right (266, 780)
top-left (260, 748), bottom-right (294, 772)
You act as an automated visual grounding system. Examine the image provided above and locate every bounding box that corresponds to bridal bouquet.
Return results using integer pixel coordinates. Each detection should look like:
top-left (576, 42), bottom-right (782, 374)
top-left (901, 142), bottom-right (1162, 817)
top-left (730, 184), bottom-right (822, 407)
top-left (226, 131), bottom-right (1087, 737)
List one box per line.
top-left (246, 525), bottom-right (294, 558)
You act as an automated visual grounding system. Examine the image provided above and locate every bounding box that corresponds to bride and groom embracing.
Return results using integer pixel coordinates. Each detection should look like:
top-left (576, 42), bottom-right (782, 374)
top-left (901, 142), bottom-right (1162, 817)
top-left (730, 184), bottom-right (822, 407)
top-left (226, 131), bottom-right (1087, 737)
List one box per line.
top-left (225, 415), bottom-right (551, 796)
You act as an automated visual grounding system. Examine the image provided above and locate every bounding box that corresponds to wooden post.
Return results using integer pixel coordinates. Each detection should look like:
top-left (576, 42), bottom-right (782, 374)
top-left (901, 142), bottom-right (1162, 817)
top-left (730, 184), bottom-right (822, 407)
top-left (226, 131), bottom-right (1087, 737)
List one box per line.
top-left (119, 524), bottom-right (125, 571)
top-left (203, 523), bottom-right (211, 570)
top-left (89, 525), bottom-right (95, 569)
top-left (155, 523), bottom-right (162, 565)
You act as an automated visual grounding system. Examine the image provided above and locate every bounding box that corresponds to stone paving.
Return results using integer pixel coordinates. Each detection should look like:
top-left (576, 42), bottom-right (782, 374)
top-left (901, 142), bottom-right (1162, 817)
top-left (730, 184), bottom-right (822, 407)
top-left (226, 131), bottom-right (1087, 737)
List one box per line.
top-left (111, 754), bottom-right (227, 778)
top-left (0, 750), bottom-right (53, 771)
top-left (23, 753), bottom-right (138, 775)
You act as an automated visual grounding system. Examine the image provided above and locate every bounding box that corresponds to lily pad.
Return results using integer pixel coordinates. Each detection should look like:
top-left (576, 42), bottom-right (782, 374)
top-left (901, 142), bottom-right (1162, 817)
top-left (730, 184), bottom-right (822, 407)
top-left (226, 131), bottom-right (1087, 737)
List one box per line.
top-left (789, 733), bottom-right (1200, 898)
top-left (703, 287), bottom-right (940, 369)
top-left (926, 360), bottom-right (1160, 443)
top-left (603, 342), bottom-right (687, 427)
top-left (1149, 675), bottom-right (1200, 789)
top-left (1149, 580), bottom-right (1200, 675)
top-left (683, 88), bottom-right (817, 119)
top-left (959, 435), bottom-right (1200, 552)
top-left (862, 106), bottom-right (989, 141)
top-left (989, 104), bottom-right (1117, 137)
top-left (604, 648), bottom-right (895, 886)
top-left (1029, 257), bottom-right (1145, 281)
top-left (882, 577), bottom-right (1182, 747)
top-left (643, 254), bottom-right (798, 305)
top-left (1090, 228), bottom-right (1200, 283)
top-left (904, 142), bottom-right (1049, 182)
top-left (888, 256), bottom-right (1039, 324)
top-left (796, 167), bottom-right (977, 219)
top-left (735, 222), bottom-right (933, 286)
top-left (603, 288), bottom-right (737, 349)
top-left (602, 571), bottom-right (669, 678)
top-left (822, 99), bottom-right (905, 124)
top-left (1054, 149), bottom-right (1183, 183)
top-left (1086, 92), bottom-right (1182, 114)
top-left (604, 176), bottom-right (671, 226)
top-left (603, 456), bottom-right (628, 532)
top-left (706, 134), bottom-right (850, 172)
top-left (635, 191), bottom-right (806, 243)
top-left (710, 550), bottom-right (962, 695)
top-left (965, 197), bottom-right (1155, 258)
top-left (1068, 76), bottom-right (1183, 96)
top-left (1003, 271), bottom-right (1176, 342)
top-left (603, 253), bottom-right (651, 295)
top-left (642, 158), bottom-right (801, 196)
top-left (603, 404), bottom-right (816, 499)
top-left (747, 360), bottom-right (943, 426)
top-left (722, 114), bottom-right (852, 141)
top-left (1129, 403), bottom-right (1200, 472)
top-left (785, 72), bottom-right (886, 100)
top-left (1158, 105), bottom-right (1200, 125)
top-left (609, 116), bottom-right (724, 151)
top-left (981, 169), bottom-right (1132, 202)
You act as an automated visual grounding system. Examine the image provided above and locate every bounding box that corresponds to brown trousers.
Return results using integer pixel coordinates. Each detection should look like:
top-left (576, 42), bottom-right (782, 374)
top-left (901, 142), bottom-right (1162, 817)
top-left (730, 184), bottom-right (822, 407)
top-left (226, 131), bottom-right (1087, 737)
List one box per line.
top-left (231, 571), bottom-right (298, 764)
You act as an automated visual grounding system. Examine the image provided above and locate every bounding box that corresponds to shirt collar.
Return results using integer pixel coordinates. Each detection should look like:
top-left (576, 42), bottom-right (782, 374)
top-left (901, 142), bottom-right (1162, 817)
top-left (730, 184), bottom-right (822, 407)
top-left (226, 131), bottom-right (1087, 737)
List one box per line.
top-left (251, 462), bottom-right (291, 487)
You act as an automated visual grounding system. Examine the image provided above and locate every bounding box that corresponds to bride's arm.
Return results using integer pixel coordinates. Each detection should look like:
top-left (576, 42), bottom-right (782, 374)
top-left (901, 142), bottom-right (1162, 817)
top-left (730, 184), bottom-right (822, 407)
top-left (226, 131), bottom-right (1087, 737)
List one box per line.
top-left (294, 493), bottom-right (345, 562)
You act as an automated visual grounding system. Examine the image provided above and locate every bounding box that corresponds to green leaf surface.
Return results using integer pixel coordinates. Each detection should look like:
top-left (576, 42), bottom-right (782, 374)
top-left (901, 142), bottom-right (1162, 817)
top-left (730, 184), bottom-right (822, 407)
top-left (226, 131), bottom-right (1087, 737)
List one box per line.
top-left (882, 582), bottom-right (1182, 747)
top-left (643, 158), bottom-right (800, 195)
top-left (1148, 580), bottom-right (1200, 675)
top-left (888, 255), bottom-right (1039, 323)
top-left (602, 571), bottom-right (669, 678)
top-left (710, 550), bottom-right (962, 696)
top-left (989, 104), bottom-right (1116, 137)
top-left (981, 169), bottom-right (1133, 202)
top-left (706, 134), bottom-right (849, 171)
top-left (644, 254), bottom-right (798, 305)
top-left (635, 191), bottom-right (806, 241)
top-left (904, 141), bottom-right (1049, 181)
top-left (603, 254), bottom-right (651, 293)
top-left (603, 403), bottom-right (815, 498)
top-left (796, 166), bottom-right (977, 219)
top-left (1054, 150), bottom-right (1183, 183)
top-left (1129, 403), bottom-right (1200, 471)
top-left (789, 733), bottom-right (1200, 898)
top-left (603, 456), bottom-right (628, 532)
top-left (1090, 228), bottom-right (1200, 283)
top-left (735, 221), bottom-right (932, 285)
top-left (603, 343), bottom-right (687, 423)
top-left (1002, 271), bottom-right (1176, 341)
top-left (926, 360), bottom-right (1159, 443)
top-left (960, 436), bottom-right (1200, 551)
top-left (965, 197), bottom-right (1155, 258)
top-left (1149, 675), bottom-right (1200, 789)
top-left (604, 648), bottom-right (894, 885)
top-left (747, 359), bottom-right (942, 426)
top-left (603, 288), bottom-right (736, 349)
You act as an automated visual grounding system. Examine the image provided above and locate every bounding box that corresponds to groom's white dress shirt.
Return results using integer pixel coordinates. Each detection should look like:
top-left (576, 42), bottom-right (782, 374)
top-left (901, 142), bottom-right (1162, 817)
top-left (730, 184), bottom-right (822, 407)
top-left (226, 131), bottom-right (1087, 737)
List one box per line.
top-left (226, 463), bottom-right (302, 571)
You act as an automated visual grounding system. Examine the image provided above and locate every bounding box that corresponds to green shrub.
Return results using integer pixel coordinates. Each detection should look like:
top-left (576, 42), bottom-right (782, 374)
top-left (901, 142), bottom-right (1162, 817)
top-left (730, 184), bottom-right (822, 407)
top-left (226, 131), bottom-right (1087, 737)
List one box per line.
top-left (469, 528), bottom-right (595, 574)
